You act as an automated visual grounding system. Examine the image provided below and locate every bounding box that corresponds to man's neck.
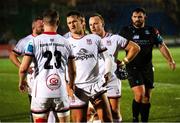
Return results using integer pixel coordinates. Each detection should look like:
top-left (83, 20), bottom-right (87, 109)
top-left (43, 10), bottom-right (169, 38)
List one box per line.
top-left (133, 23), bottom-right (145, 29)
top-left (71, 30), bottom-right (85, 39)
top-left (101, 30), bottom-right (106, 38)
top-left (44, 26), bottom-right (57, 33)
top-left (32, 32), bottom-right (38, 37)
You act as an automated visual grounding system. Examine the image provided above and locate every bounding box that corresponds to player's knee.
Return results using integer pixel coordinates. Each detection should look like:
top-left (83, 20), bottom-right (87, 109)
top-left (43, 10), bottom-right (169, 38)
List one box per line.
top-left (56, 110), bottom-right (70, 122)
top-left (111, 105), bottom-right (119, 114)
top-left (111, 108), bottom-right (120, 118)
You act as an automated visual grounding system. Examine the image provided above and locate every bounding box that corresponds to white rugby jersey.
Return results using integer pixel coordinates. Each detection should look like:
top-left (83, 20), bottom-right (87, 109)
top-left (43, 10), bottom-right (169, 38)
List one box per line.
top-left (67, 34), bottom-right (106, 88)
top-left (13, 34), bottom-right (35, 94)
top-left (25, 32), bottom-right (73, 98)
top-left (99, 32), bottom-right (128, 80)
top-left (63, 32), bottom-right (72, 39)
top-left (13, 34), bottom-right (35, 55)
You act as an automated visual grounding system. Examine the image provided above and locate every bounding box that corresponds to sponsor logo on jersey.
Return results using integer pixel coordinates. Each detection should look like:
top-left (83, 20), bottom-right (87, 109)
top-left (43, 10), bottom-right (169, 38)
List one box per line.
top-left (71, 44), bottom-right (76, 48)
top-left (145, 30), bottom-right (150, 35)
top-left (27, 43), bottom-right (33, 52)
top-left (46, 74), bottom-right (61, 90)
top-left (50, 39), bottom-right (54, 42)
top-left (86, 39), bottom-right (92, 45)
top-left (98, 54), bottom-right (103, 59)
top-left (133, 35), bottom-right (139, 40)
top-left (134, 39), bottom-right (151, 45)
top-left (75, 48), bottom-right (95, 60)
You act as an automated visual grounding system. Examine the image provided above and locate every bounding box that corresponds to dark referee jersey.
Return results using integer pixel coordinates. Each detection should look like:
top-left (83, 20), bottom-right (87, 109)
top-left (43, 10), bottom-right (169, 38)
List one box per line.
top-left (120, 25), bottom-right (163, 68)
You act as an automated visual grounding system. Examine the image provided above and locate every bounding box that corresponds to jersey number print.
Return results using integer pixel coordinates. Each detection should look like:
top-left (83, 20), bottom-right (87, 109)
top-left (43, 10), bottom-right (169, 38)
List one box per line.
top-left (43, 50), bottom-right (62, 69)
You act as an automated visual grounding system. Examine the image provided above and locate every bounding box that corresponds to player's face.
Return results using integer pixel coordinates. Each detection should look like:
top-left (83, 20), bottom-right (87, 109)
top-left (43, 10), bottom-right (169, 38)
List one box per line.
top-left (131, 12), bottom-right (145, 28)
top-left (89, 16), bottom-right (103, 36)
top-left (35, 20), bottom-right (44, 35)
top-left (67, 15), bottom-right (83, 34)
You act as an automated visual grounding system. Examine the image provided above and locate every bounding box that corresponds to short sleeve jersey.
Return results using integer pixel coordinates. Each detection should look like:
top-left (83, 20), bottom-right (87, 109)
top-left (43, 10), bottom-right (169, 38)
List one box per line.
top-left (63, 32), bottom-right (72, 39)
top-left (99, 32), bottom-right (129, 76)
top-left (66, 34), bottom-right (107, 88)
top-left (13, 34), bottom-right (35, 92)
top-left (13, 34), bottom-right (34, 55)
top-left (120, 25), bottom-right (163, 67)
top-left (25, 32), bottom-right (73, 98)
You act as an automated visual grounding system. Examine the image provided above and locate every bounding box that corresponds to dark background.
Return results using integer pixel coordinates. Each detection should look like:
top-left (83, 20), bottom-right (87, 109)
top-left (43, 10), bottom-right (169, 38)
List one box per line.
top-left (0, 0), bottom-right (180, 45)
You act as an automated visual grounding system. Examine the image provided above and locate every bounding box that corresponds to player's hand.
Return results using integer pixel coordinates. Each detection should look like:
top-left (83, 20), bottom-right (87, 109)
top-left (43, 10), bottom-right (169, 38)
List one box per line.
top-left (27, 67), bottom-right (34, 74)
top-left (103, 72), bottom-right (112, 86)
top-left (168, 61), bottom-right (176, 71)
top-left (19, 80), bottom-right (28, 93)
top-left (116, 60), bottom-right (125, 67)
top-left (66, 84), bottom-right (75, 101)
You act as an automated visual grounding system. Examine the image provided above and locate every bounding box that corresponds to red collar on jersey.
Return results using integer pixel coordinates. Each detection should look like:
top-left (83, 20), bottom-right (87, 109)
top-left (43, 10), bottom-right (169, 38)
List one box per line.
top-left (43, 32), bottom-right (57, 35)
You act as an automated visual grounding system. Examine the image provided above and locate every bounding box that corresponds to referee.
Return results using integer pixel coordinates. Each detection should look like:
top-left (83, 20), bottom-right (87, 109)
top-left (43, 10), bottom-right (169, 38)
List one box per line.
top-left (120, 7), bottom-right (176, 122)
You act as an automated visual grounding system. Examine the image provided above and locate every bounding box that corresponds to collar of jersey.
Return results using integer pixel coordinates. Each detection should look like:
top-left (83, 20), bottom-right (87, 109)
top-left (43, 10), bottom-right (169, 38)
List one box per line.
top-left (43, 32), bottom-right (57, 35)
top-left (72, 35), bottom-right (85, 39)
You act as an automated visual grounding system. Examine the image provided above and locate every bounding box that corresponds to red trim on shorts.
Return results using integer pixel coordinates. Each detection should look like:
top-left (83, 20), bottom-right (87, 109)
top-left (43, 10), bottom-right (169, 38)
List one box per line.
top-left (43, 32), bottom-right (57, 35)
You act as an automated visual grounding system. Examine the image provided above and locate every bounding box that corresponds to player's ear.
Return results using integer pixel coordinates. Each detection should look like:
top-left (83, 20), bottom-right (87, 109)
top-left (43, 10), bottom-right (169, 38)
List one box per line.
top-left (102, 22), bottom-right (105, 27)
top-left (56, 20), bottom-right (59, 26)
top-left (144, 13), bottom-right (147, 19)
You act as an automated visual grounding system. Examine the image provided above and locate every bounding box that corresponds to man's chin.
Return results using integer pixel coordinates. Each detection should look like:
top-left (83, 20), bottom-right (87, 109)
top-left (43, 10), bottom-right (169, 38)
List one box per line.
top-left (134, 23), bottom-right (143, 28)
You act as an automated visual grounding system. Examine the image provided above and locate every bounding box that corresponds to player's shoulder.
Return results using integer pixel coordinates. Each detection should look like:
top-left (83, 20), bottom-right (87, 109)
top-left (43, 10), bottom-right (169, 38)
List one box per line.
top-left (16, 34), bottom-right (34, 46)
top-left (63, 32), bottom-right (71, 39)
top-left (107, 32), bottom-right (124, 40)
top-left (121, 25), bottom-right (132, 31)
top-left (144, 25), bottom-right (160, 34)
top-left (85, 34), bottom-right (101, 40)
top-left (144, 25), bottom-right (155, 30)
top-left (19, 34), bottom-right (33, 42)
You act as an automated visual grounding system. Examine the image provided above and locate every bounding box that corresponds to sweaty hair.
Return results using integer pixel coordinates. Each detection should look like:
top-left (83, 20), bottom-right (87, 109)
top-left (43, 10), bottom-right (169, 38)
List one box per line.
top-left (89, 13), bottom-right (105, 26)
top-left (66, 10), bottom-right (83, 18)
top-left (43, 9), bottom-right (59, 26)
top-left (32, 16), bottom-right (42, 29)
top-left (66, 10), bottom-right (85, 23)
top-left (132, 7), bottom-right (146, 15)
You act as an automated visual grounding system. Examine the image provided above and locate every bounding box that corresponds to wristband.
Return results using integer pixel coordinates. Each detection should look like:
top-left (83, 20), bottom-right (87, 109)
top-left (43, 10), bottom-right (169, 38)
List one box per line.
top-left (120, 61), bottom-right (125, 66)
top-left (123, 57), bottom-right (129, 64)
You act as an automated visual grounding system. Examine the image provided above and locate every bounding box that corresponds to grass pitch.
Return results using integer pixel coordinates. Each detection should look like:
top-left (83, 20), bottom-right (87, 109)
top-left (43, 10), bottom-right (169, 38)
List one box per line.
top-left (0, 47), bottom-right (180, 122)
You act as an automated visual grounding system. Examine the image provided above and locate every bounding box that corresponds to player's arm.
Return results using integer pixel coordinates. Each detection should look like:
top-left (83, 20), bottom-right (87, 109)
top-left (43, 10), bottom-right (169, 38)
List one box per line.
top-left (153, 27), bottom-right (176, 70)
top-left (66, 58), bottom-right (76, 99)
top-left (9, 51), bottom-right (21, 68)
top-left (19, 55), bottom-right (32, 92)
top-left (9, 50), bottom-right (34, 74)
top-left (101, 50), bottom-right (113, 83)
top-left (122, 41), bottom-right (140, 65)
top-left (67, 58), bottom-right (76, 89)
top-left (159, 42), bottom-right (176, 70)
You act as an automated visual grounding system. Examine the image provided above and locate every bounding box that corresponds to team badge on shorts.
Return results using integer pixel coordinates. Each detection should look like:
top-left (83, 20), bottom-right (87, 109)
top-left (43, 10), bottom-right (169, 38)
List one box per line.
top-left (46, 74), bottom-right (61, 90)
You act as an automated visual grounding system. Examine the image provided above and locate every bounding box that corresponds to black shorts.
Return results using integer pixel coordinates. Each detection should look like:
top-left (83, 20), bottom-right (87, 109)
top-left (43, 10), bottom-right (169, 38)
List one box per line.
top-left (126, 65), bottom-right (154, 89)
